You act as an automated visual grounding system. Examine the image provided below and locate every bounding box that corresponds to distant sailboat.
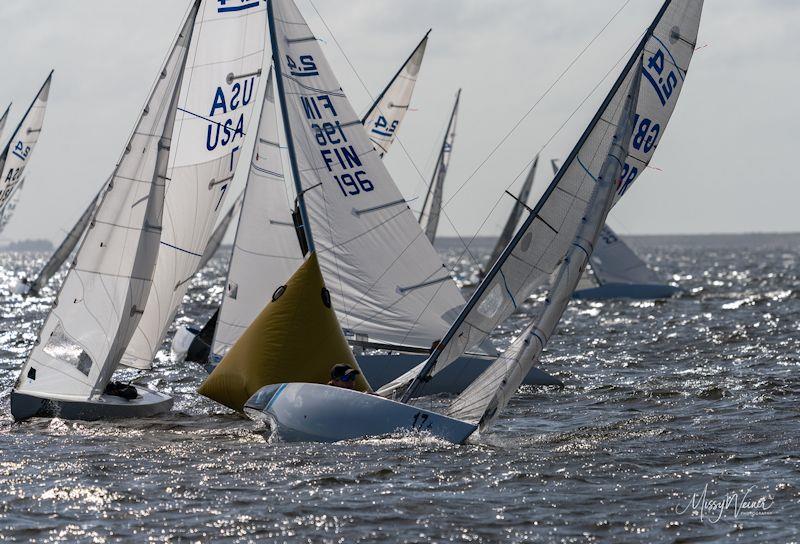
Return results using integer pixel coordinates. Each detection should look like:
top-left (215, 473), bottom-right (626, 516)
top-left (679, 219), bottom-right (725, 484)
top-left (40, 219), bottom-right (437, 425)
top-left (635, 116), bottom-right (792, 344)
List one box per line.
top-left (11, 2), bottom-right (201, 421)
top-left (0, 73), bottom-right (53, 231)
top-left (195, 189), bottom-right (243, 273)
top-left (0, 103), bottom-right (10, 138)
top-left (245, 0), bottom-right (703, 442)
top-left (418, 89), bottom-right (460, 244)
top-left (550, 160), bottom-right (682, 299)
top-left (362, 30), bottom-right (429, 158)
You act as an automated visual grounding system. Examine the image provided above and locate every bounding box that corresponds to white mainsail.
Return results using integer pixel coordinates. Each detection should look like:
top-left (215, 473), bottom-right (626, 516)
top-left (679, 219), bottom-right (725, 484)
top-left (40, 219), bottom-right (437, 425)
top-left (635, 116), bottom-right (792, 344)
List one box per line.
top-left (0, 178), bottom-right (24, 233)
top-left (448, 58), bottom-right (642, 428)
top-left (384, 0), bottom-right (704, 399)
top-left (28, 190), bottom-right (101, 295)
top-left (485, 155), bottom-right (539, 272)
top-left (418, 89), bottom-right (460, 245)
top-left (14, 3), bottom-right (199, 400)
top-left (269, 0), bottom-right (466, 350)
top-left (362, 31), bottom-right (429, 158)
top-left (196, 189), bottom-right (243, 273)
top-left (211, 69), bottom-right (304, 359)
top-left (0, 73), bottom-right (52, 216)
top-left (122, 0), bottom-right (267, 369)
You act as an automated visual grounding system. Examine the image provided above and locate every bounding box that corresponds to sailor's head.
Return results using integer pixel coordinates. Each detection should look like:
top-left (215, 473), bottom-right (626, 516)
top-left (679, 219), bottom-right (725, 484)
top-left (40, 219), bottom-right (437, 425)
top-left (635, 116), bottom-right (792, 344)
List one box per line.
top-left (330, 363), bottom-right (360, 389)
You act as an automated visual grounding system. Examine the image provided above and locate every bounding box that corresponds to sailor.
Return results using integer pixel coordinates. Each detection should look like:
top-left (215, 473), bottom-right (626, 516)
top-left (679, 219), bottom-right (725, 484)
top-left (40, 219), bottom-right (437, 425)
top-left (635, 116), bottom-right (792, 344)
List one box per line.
top-left (327, 363), bottom-right (360, 390)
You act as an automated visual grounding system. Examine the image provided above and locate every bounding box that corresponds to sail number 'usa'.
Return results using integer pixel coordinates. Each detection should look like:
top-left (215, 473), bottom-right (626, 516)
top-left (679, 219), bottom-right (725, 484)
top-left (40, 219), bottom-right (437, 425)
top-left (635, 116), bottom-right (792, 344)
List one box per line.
top-left (292, 54), bottom-right (375, 198)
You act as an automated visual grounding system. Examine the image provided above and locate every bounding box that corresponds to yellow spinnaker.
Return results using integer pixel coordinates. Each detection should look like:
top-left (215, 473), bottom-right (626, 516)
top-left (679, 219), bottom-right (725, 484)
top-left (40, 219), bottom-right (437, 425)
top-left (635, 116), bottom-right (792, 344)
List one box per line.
top-left (198, 252), bottom-right (370, 411)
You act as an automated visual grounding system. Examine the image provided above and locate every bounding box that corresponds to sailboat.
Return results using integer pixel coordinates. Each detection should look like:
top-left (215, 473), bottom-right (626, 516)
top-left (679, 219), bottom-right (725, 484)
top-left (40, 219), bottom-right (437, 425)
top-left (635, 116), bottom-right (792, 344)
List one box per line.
top-left (11, 2), bottom-right (201, 421)
top-left (549, 160), bottom-right (682, 300)
top-left (418, 89), bottom-right (460, 245)
top-left (0, 72), bottom-right (53, 232)
top-left (244, 0), bottom-right (703, 442)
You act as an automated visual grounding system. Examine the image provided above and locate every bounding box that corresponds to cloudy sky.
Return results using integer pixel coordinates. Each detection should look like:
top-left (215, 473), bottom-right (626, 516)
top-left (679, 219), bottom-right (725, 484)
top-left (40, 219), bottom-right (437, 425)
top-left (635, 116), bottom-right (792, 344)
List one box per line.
top-left (0, 0), bottom-right (797, 244)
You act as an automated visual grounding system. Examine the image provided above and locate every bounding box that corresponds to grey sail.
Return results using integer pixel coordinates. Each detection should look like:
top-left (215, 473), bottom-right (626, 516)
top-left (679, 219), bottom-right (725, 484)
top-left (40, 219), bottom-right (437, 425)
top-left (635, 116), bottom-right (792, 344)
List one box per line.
top-left (27, 190), bottom-right (101, 295)
top-left (419, 89), bottom-right (460, 244)
top-left (196, 189), bottom-right (243, 273)
top-left (485, 155), bottom-right (539, 274)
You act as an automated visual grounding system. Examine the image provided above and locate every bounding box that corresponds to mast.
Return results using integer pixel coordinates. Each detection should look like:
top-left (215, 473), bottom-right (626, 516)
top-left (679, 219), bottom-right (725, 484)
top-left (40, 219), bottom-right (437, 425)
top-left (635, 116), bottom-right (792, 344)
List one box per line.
top-left (268, 0), bottom-right (315, 253)
top-left (419, 88), bottom-right (460, 234)
top-left (400, 0), bottom-right (677, 402)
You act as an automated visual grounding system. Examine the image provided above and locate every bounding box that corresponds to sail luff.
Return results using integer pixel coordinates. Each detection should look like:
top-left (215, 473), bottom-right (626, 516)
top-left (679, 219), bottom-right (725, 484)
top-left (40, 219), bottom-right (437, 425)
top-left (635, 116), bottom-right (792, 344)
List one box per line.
top-left (419, 89), bottom-right (460, 244)
top-left (485, 155), bottom-right (539, 272)
top-left (395, 0), bottom-right (701, 401)
top-left (448, 57), bottom-right (643, 429)
top-left (361, 30), bottom-right (430, 158)
top-left (268, 0), bottom-right (315, 253)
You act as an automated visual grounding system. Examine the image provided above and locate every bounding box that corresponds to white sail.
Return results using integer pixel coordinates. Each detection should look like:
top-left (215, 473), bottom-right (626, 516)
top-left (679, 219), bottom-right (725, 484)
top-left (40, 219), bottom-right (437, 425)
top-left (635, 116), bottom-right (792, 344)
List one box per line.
top-left (211, 69), bottom-right (304, 359)
top-left (384, 0), bottom-right (704, 399)
top-left (419, 89), bottom-right (460, 245)
top-left (196, 189), bottom-right (243, 273)
top-left (269, 0), bottom-right (466, 350)
top-left (122, 0), bottom-right (267, 369)
top-left (14, 4), bottom-right (198, 400)
top-left (448, 57), bottom-right (642, 428)
top-left (361, 31), bottom-right (429, 158)
top-left (0, 104), bottom-right (10, 137)
top-left (485, 155), bottom-right (539, 272)
top-left (0, 73), bottom-right (52, 215)
top-left (28, 191), bottom-right (100, 294)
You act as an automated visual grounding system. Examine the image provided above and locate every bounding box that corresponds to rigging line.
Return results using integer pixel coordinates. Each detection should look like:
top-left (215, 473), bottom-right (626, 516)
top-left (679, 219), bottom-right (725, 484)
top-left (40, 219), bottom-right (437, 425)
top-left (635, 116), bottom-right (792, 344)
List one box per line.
top-left (306, 0), bottom-right (483, 271)
top-left (442, 0), bottom-right (633, 209)
top-left (440, 34), bottom-right (642, 281)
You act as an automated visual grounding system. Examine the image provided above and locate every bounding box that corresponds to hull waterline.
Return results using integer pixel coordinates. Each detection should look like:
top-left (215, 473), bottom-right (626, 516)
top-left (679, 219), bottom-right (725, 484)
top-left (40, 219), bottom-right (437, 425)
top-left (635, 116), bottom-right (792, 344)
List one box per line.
top-left (11, 386), bottom-right (173, 422)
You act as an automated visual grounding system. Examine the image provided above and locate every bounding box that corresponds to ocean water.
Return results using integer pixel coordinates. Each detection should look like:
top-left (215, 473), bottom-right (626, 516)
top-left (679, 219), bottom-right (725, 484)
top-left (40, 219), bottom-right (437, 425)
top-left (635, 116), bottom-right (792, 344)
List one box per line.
top-left (0, 233), bottom-right (797, 542)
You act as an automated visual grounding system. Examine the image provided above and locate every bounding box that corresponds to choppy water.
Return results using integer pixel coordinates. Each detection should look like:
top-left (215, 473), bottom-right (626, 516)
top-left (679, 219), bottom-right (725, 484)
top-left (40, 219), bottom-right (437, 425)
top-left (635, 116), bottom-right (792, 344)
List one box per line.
top-left (0, 233), bottom-right (798, 542)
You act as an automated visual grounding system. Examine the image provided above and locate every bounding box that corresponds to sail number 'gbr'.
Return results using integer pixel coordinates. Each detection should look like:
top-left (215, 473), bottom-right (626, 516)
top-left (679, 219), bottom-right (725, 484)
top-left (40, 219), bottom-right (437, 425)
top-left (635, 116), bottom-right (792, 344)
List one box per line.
top-left (293, 54), bottom-right (375, 198)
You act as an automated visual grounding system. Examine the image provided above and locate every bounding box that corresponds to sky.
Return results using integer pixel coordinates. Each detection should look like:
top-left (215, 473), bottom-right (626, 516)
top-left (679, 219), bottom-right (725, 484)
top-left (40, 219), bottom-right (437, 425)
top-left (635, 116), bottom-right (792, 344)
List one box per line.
top-left (0, 0), bottom-right (797, 245)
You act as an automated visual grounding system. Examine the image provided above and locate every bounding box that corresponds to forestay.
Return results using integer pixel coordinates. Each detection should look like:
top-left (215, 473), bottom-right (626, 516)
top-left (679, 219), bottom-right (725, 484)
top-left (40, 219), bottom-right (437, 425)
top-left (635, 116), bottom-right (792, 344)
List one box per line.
top-left (361, 31), bottom-right (429, 158)
top-left (269, 0), bottom-right (466, 350)
top-left (448, 54), bottom-right (642, 428)
top-left (29, 190), bottom-right (101, 294)
top-left (0, 73), bottom-right (52, 215)
top-left (211, 69), bottom-right (304, 359)
top-left (485, 155), bottom-right (539, 272)
top-left (14, 4), bottom-right (198, 400)
top-left (122, 0), bottom-right (267, 369)
top-left (419, 89), bottom-right (460, 244)
top-left (387, 0), bottom-right (704, 399)
top-left (196, 189), bottom-right (243, 273)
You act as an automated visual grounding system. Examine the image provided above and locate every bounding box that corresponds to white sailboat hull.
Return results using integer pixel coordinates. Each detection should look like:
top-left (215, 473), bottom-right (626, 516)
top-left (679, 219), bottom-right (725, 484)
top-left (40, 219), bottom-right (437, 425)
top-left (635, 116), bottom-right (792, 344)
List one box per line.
top-left (244, 382), bottom-right (477, 444)
top-left (573, 282), bottom-right (682, 300)
top-left (11, 386), bottom-right (173, 422)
